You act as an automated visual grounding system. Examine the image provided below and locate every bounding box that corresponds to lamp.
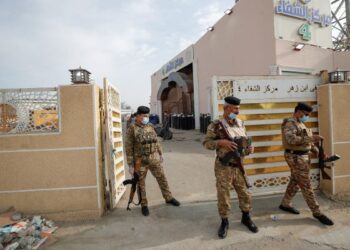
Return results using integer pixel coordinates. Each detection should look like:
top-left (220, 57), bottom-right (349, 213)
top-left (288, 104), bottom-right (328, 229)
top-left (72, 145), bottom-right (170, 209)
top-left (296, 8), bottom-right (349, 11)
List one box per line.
top-left (328, 70), bottom-right (348, 83)
top-left (294, 43), bottom-right (305, 51)
top-left (69, 67), bottom-right (91, 84)
top-left (224, 9), bottom-right (232, 15)
top-left (207, 26), bottom-right (214, 32)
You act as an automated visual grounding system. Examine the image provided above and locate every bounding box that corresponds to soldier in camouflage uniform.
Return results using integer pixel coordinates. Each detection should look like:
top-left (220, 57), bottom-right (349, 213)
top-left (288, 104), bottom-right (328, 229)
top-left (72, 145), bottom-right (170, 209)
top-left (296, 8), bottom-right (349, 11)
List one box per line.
top-left (279, 102), bottom-right (334, 225)
top-left (203, 96), bottom-right (258, 239)
top-left (125, 106), bottom-right (180, 216)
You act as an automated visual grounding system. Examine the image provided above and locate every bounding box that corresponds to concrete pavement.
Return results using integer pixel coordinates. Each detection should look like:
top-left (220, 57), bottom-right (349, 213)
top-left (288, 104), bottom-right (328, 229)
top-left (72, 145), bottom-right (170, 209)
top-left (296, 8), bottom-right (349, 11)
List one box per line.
top-left (46, 129), bottom-right (350, 250)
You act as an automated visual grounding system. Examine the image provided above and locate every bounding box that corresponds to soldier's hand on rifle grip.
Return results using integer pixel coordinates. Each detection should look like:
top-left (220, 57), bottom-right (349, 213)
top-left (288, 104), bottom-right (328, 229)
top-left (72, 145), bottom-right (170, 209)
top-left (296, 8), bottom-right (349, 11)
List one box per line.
top-left (217, 139), bottom-right (238, 151)
top-left (312, 135), bottom-right (324, 143)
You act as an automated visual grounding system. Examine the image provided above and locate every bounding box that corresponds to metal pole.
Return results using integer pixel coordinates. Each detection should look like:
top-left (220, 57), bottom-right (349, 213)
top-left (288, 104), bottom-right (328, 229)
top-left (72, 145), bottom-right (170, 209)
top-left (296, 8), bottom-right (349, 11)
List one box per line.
top-left (346, 0), bottom-right (350, 49)
top-left (346, 0), bottom-right (350, 28)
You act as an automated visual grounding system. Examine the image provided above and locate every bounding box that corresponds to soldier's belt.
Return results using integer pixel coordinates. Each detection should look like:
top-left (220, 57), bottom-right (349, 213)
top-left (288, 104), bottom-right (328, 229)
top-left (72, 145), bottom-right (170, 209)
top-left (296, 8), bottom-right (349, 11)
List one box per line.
top-left (285, 149), bottom-right (309, 155)
top-left (141, 139), bottom-right (157, 145)
top-left (217, 156), bottom-right (241, 166)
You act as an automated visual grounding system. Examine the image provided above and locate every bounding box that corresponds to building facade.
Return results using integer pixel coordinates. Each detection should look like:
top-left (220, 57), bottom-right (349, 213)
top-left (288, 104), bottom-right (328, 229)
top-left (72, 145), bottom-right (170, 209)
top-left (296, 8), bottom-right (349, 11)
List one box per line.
top-left (151, 0), bottom-right (350, 128)
top-left (150, 0), bottom-right (350, 196)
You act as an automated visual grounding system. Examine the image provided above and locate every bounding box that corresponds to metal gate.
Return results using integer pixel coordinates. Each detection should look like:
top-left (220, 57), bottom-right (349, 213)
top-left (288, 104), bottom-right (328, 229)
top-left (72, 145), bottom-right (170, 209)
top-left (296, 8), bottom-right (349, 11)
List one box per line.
top-left (102, 78), bottom-right (126, 208)
top-left (212, 76), bottom-right (321, 195)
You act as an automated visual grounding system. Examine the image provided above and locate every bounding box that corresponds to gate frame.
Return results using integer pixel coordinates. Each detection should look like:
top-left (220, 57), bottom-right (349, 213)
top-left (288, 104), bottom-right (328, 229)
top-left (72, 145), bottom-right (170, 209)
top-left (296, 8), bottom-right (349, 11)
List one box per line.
top-left (211, 75), bottom-right (321, 196)
top-left (102, 78), bottom-right (126, 209)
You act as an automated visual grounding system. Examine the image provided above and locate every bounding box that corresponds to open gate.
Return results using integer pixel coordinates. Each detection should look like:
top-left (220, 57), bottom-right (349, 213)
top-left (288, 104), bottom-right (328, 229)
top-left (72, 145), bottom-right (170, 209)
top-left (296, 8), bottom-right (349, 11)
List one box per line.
top-left (102, 78), bottom-right (126, 208)
top-left (212, 76), bottom-right (321, 195)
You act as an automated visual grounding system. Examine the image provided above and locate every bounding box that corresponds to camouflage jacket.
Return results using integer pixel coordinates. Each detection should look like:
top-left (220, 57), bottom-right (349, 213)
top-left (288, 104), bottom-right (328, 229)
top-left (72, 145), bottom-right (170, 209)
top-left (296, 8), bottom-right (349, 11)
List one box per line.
top-left (125, 123), bottom-right (162, 166)
top-left (281, 117), bottom-right (316, 152)
top-left (202, 118), bottom-right (247, 160)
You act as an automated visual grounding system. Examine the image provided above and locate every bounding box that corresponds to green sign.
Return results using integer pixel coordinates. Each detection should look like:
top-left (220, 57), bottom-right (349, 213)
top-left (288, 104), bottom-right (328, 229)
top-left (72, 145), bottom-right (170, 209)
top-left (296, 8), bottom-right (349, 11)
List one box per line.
top-left (298, 23), bottom-right (311, 41)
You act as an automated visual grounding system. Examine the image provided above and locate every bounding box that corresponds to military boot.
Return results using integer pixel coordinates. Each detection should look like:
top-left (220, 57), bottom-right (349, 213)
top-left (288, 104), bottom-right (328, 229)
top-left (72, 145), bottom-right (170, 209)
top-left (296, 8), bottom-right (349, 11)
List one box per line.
top-left (166, 198), bottom-right (181, 206)
top-left (313, 214), bottom-right (334, 226)
top-left (141, 206), bottom-right (149, 216)
top-left (218, 218), bottom-right (229, 239)
top-left (241, 212), bottom-right (258, 233)
top-left (279, 205), bottom-right (300, 214)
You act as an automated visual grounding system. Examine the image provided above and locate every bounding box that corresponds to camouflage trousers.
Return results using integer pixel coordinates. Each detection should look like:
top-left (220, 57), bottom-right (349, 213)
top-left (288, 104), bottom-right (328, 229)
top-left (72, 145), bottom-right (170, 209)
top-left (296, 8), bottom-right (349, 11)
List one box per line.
top-left (215, 159), bottom-right (252, 218)
top-left (138, 161), bottom-right (173, 207)
top-left (281, 153), bottom-right (321, 216)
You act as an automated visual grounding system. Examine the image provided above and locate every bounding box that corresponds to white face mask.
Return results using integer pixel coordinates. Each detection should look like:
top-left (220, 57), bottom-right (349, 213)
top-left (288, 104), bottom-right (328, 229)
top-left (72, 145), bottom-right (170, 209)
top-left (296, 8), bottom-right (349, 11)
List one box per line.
top-left (228, 112), bottom-right (237, 120)
top-left (142, 117), bottom-right (149, 125)
top-left (300, 115), bottom-right (309, 123)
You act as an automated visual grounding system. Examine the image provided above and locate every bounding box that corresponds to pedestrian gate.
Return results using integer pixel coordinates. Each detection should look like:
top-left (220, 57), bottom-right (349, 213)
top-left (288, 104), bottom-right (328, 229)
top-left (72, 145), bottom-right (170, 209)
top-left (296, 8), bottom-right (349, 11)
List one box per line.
top-left (212, 76), bottom-right (321, 195)
top-left (102, 79), bottom-right (126, 208)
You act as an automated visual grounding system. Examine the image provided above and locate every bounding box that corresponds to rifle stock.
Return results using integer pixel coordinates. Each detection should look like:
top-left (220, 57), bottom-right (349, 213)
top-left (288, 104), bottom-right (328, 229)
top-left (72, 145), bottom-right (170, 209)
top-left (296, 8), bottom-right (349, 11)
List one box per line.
top-left (123, 158), bottom-right (142, 210)
top-left (318, 139), bottom-right (340, 180)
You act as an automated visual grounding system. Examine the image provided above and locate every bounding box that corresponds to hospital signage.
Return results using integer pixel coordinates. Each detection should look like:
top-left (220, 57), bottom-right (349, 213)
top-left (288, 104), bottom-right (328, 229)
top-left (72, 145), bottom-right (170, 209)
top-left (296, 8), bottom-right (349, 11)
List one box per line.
top-left (274, 0), bottom-right (333, 46)
top-left (276, 0), bottom-right (332, 27)
top-left (161, 45), bottom-right (193, 79)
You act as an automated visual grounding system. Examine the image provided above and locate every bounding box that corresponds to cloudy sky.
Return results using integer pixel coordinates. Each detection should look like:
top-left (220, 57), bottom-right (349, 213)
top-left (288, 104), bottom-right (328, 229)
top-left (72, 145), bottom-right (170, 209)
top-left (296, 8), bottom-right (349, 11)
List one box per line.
top-left (0, 0), bottom-right (234, 110)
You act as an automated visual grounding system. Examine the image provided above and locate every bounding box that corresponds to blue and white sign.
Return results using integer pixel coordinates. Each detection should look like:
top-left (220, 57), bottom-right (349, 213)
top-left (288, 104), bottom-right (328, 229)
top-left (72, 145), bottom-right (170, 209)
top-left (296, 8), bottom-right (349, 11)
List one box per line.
top-left (162, 57), bottom-right (184, 76)
top-left (274, 0), bottom-right (333, 48)
top-left (160, 46), bottom-right (193, 79)
top-left (276, 0), bottom-right (332, 27)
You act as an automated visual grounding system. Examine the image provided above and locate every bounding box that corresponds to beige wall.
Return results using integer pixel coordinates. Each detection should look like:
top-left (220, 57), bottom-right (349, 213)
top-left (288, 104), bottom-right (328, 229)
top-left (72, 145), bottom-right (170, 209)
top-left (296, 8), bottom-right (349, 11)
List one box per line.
top-left (150, 70), bottom-right (163, 115)
top-left (317, 85), bottom-right (333, 194)
top-left (276, 40), bottom-right (350, 73)
top-left (333, 51), bottom-right (350, 70)
top-left (318, 84), bottom-right (350, 195)
top-left (276, 39), bottom-right (334, 73)
top-left (194, 0), bottom-right (276, 113)
top-left (0, 84), bottom-right (104, 220)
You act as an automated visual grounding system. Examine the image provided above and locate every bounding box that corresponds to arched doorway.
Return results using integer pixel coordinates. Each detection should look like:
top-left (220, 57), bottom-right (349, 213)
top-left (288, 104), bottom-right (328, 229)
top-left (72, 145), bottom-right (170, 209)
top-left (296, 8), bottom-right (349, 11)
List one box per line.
top-left (157, 72), bottom-right (194, 115)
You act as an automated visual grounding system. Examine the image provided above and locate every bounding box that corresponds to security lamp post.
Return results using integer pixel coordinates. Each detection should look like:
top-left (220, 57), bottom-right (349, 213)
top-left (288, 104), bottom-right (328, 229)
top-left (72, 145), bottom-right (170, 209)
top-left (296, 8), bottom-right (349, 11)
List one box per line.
top-left (69, 67), bottom-right (91, 84)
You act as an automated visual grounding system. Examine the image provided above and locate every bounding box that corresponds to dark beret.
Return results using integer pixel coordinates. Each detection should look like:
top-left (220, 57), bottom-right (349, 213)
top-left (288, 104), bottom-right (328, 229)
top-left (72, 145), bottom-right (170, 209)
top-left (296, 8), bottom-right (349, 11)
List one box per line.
top-left (136, 106), bottom-right (150, 114)
top-left (224, 96), bottom-right (241, 105)
top-left (296, 102), bottom-right (313, 112)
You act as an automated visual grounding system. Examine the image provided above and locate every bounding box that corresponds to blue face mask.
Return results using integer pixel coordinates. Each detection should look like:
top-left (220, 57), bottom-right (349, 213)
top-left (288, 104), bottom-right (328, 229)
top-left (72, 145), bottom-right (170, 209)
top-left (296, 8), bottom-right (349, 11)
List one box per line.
top-left (300, 115), bottom-right (309, 123)
top-left (228, 113), bottom-right (237, 120)
top-left (142, 117), bottom-right (149, 125)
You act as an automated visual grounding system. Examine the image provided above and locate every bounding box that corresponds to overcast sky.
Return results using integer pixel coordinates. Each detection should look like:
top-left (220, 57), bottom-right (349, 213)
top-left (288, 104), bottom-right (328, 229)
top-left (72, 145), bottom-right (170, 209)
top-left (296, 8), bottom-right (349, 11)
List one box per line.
top-left (0, 0), bottom-right (234, 110)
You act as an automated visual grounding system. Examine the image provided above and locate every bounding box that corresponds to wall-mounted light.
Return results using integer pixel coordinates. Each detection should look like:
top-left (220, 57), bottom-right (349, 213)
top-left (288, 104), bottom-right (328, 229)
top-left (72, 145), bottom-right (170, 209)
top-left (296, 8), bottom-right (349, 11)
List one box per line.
top-left (329, 70), bottom-right (348, 83)
top-left (207, 26), bottom-right (214, 32)
top-left (224, 9), bottom-right (232, 15)
top-left (294, 43), bottom-right (305, 51)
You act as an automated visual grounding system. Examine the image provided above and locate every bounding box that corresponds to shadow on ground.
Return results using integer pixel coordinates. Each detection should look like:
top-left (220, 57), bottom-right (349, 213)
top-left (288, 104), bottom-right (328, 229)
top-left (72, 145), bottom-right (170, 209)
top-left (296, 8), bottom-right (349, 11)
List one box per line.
top-left (47, 193), bottom-right (349, 250)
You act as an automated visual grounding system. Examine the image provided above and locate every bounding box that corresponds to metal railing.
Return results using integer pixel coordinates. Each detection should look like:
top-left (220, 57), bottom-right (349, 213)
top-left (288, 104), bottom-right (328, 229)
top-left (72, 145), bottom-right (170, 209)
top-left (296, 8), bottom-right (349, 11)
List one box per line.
top-left (0, 88), bottom-right (60, 135)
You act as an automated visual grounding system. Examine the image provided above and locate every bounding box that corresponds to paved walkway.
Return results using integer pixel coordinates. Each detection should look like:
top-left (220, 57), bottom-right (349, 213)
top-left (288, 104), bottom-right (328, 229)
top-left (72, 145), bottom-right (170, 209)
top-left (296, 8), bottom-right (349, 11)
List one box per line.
top-left (47, 129), bottom-right (350, 250)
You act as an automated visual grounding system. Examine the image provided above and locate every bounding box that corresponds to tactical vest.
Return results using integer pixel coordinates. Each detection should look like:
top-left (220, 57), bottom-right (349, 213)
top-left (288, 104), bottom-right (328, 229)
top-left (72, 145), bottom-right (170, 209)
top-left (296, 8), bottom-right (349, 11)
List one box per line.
top-left (214, 118), bottom-right (247, 162)
top-left (281, 118), bottom-right (312, 151)
top-left (134, 125), bottom-right (158, 157)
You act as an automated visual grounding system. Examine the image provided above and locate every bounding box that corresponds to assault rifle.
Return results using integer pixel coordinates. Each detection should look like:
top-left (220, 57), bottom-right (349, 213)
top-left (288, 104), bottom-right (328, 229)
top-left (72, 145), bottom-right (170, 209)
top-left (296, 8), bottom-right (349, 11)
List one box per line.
top-left (123, 158), bottom-right (142, 210)
top-left (318, 139), bottom-right (340, 180)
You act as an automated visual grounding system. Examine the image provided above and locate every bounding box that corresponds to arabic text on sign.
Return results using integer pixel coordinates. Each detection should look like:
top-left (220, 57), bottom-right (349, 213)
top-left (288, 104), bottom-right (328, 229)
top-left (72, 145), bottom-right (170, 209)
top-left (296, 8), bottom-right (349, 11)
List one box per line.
top-left (275, 0), bottom-right (332, 27)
